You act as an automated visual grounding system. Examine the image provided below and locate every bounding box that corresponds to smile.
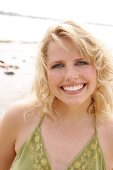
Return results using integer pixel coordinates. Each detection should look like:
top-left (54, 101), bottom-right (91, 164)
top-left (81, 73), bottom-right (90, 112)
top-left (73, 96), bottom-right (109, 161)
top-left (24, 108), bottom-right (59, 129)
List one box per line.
top-left (61, 84), bottom-right (85, 92)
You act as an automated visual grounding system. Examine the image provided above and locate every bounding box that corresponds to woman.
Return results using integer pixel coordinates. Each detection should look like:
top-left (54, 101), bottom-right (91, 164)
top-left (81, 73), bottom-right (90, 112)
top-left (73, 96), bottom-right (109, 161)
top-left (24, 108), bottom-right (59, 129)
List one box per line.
top-left (0, 20), bottom-right (113, 170)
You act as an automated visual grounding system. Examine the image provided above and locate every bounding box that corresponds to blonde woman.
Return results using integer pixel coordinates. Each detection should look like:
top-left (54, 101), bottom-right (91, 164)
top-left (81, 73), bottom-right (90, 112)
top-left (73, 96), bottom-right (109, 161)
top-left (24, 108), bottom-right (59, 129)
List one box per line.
top-left (0, 20), bottom-right (113, 170)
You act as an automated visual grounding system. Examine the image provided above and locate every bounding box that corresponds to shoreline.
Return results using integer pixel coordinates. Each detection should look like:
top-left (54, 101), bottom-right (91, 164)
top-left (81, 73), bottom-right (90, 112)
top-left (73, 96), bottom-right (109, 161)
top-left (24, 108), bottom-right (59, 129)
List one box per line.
top-left (0, 42), bottom-right (37, 115)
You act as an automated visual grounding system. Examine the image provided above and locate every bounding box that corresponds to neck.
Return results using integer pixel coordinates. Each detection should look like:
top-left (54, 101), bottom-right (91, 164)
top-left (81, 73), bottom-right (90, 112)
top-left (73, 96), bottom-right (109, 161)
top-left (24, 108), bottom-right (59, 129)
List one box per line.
top-left (53, 98), bottom-right (92, 123)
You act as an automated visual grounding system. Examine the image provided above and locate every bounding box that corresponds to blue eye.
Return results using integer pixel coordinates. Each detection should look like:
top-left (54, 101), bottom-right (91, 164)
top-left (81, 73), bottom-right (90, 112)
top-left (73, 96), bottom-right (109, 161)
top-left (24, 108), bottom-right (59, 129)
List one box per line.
top-left (51, 63), bottom-right (64, 69)
top-left (75, 60), bottom-right (89, 66)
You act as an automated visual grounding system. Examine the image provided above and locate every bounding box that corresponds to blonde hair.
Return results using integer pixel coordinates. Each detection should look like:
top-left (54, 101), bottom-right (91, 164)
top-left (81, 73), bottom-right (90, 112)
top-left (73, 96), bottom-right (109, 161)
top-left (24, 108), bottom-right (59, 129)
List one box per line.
top-left (32, 20), bottom-right (113, 118)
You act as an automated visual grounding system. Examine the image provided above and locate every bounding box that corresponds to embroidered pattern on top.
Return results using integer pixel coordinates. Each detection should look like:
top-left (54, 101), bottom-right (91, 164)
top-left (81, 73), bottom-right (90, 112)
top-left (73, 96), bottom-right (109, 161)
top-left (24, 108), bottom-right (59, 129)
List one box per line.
top-left (68, 136), bottom-right (102, 170)
top-left (28, 126), bottom-right (105, 170)
top-left (28, 127), bottom-right (51, 170)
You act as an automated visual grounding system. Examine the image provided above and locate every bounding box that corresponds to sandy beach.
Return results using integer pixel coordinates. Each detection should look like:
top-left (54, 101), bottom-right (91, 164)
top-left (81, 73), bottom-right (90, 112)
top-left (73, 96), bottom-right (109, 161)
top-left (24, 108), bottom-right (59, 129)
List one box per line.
top-left (0, 42), bottom-right (38, 116)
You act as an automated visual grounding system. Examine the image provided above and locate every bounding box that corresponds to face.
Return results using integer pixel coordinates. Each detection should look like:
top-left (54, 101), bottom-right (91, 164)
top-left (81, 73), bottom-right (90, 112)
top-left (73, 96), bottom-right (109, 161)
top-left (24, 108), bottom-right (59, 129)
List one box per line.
top-left (46, 38), bottom-right (97, 106)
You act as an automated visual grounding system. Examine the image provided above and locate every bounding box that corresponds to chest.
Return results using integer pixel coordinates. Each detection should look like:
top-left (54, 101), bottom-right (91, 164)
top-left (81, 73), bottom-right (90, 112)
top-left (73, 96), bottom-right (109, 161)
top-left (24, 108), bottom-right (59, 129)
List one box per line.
top-left (15, 118), bottom-right (113, 170)
top-left (40, 124), bottom-right (100, 170)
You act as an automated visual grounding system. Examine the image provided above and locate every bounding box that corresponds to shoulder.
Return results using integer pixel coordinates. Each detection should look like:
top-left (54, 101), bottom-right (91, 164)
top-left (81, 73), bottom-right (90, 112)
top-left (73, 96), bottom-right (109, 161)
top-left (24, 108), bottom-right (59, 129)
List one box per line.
top-left (1, 99), bottom-right (31, 126)
top-left (97, 116), bottom-right (113, 164)
top-left (0, 99), bottom-right (41, 168)
top-left (0, 99), bottom-right (40, 140)
top-left (97, 116), bottom-right (113, 143)
top-left (101, 116), bottom-right (113, 138)
top-left (97, 115), bottom-right (113, 132)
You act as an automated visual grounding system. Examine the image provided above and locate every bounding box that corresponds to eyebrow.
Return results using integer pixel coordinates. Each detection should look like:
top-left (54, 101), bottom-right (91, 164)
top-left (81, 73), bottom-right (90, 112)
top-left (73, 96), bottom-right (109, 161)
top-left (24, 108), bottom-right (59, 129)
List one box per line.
top-left (49, 60), bottom-right (64, 65)
top-left (73, 58), bottom-right (84, 62)
top-left (48, 58), bottom-right (84, 65)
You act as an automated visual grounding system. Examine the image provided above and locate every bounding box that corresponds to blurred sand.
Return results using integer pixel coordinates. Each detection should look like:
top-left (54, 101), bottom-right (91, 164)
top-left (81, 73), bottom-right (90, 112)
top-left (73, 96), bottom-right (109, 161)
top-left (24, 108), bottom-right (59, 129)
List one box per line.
top-left (0, 42), bottom-right (38, 116)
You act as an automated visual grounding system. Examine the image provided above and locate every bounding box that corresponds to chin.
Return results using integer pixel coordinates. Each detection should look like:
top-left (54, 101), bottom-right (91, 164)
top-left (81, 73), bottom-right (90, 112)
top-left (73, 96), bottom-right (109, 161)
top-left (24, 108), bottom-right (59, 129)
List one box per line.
top-left (61, 96), bottom-right (91, 107)
top-left (63, 100), bottom-right (85, 106)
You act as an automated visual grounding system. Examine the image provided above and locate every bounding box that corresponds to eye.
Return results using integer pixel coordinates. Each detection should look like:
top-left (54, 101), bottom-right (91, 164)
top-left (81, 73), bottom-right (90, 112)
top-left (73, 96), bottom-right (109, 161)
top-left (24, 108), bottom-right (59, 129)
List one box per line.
top-left (51, 63), bottom-right (64, 69)
top-left (75, 60), bottom-right (89, 66)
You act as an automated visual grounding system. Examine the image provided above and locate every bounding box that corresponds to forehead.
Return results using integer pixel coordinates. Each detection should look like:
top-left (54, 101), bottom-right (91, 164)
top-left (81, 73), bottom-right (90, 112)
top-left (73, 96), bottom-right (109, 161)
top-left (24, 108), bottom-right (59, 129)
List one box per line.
top-left (47, 38), bottom-right (82, 61)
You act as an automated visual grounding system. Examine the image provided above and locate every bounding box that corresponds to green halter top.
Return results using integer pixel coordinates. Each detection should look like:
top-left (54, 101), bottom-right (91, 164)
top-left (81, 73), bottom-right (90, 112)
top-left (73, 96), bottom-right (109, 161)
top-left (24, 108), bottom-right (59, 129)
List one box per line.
top-left (11, 115), bottom-right (106, 170)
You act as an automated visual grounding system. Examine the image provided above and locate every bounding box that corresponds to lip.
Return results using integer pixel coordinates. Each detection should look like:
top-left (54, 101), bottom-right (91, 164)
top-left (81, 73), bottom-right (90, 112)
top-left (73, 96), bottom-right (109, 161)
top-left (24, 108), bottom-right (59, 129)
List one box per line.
top-left (60, 83), bottom-right (86, 94)
top-left (62, 83), bottom-right (84, 87)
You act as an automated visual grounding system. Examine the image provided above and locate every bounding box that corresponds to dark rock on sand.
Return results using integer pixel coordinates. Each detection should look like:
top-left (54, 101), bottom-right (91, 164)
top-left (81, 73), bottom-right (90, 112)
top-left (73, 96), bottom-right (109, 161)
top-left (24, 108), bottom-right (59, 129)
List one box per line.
top-left (4, 71), bottom-right (15, 75)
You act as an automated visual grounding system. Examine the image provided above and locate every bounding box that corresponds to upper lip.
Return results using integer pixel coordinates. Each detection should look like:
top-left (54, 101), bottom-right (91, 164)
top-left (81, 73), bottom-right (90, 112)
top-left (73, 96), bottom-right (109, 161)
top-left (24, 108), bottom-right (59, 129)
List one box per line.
top-left (61, 83), bottom-right (86, 88)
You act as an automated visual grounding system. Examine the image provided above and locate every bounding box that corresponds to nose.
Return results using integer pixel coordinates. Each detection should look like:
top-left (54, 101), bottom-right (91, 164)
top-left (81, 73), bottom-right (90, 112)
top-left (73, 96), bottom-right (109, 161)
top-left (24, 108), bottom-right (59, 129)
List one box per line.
top-left (65, 67), bottom-right (79, 81)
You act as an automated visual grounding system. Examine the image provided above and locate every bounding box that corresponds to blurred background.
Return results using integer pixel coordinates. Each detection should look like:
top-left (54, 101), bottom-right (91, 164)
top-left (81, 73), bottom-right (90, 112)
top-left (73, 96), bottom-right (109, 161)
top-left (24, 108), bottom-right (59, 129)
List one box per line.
top-left (0, 0), bottom-right (113, 115)
top-left (0, 0), bottom-right (113, 44)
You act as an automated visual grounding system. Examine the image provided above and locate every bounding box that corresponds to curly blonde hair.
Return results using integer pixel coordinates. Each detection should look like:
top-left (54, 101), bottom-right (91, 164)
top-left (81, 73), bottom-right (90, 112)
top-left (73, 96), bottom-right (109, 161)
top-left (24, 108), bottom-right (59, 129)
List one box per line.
top-left (32, 20), bottom-right (113, 118)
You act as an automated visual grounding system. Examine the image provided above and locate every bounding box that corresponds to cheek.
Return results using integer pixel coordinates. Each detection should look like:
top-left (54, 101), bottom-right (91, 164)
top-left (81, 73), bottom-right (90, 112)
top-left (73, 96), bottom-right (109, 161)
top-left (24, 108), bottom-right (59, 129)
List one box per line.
top-left (83, 66), bottom-right (97, 84)
top-left (47, 71), bottom-right (63, 87)
top-left (87, 68), bottom-right (97, 85)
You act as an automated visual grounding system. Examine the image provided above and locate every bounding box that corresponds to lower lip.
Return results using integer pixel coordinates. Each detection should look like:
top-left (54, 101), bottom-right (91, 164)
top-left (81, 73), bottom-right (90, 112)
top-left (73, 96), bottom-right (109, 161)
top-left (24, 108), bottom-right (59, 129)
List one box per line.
top-left (61, 85), bottom-right (86, 95)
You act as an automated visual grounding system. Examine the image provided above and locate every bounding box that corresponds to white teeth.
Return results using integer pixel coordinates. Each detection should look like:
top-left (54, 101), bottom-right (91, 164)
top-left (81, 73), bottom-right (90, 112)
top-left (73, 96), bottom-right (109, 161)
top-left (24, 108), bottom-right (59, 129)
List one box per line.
top-left (63, 85), bottom-right (84, 91)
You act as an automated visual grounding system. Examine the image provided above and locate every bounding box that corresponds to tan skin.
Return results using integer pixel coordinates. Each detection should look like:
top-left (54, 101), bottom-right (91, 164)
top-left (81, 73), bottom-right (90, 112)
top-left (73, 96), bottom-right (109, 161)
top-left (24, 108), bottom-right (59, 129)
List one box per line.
top-left (0, 39), bottom-right (113, 170)
top-left (0, 100), bottom-right (113, 170)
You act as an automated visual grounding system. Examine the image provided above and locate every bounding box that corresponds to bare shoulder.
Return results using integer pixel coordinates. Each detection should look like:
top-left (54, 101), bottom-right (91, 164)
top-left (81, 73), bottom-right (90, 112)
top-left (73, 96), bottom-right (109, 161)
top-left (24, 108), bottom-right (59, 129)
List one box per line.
top-left (97, 116), bottom-right (113, 166)
top-left (0, 99), bottom-right (40, 136)
top-left (1, 99), bottom-right (32, 128)
top-left (98, 116), bottom-right (113, 144)
top-left (97, 115), bottom-right (113, 135)
top-left (102, 116), bottom-right (113, 138)
top-left (0, 99), bottom-right (40, 169)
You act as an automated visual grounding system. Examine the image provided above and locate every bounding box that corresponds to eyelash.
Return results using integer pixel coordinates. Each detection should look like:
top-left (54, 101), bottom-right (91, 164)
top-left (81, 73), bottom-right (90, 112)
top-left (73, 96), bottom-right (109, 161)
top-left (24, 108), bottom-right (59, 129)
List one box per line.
top-left (51, 63), bottom-right (64, 69)
top-left (75, 61), bottom-right (89, 66)
top-left (51, 60), bottom-right (89, 69)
